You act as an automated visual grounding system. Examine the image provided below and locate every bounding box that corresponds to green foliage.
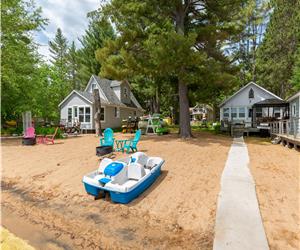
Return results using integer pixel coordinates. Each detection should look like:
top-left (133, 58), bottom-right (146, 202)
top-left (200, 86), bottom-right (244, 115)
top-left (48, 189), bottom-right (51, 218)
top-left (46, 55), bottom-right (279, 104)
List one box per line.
top-left (291, 46), bottom-right (300, 92)
top-left (1, 0), bottom-right (47, 120)
top-left (77, 10), bottom-right (115, 87)
top-left (96, 0), bottom-right (244, 137)
top-left (49, 28), bottom-right (72, 102)
top-left (256, 0), bottom-right (300, 98)
top-left (35, 126), bottom-right (63, 138)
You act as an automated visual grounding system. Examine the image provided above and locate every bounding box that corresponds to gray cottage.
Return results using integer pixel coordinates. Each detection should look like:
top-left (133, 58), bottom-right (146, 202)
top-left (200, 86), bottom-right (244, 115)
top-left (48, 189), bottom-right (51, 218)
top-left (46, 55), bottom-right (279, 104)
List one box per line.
top-left (287, 91), bottom-right (300, 137)
top-left (219, 82), bottom-right (288, 134)
top-left (59, 75), bottom-right (144, 131)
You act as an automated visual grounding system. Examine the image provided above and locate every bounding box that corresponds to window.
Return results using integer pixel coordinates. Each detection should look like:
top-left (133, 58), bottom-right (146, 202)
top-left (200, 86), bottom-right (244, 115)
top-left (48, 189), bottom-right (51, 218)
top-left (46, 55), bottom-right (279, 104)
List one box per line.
top-left (231, 108), bottom-right (237, 118)
top-left (274, 107), bottom-right (281, 118)
top-left (238, 107), bottom-right (245, 118)
top-left (79, 107), bottom-right (84, 122)
top-left (249, 88), bottom-right (254, 99)
top-left (100, 107), bottom-right (105, 121)
top-left (262, 107), bottom-right (269, 117)
top-left (91, 83), bottom-right (96, 91)
top-left (85, 107), bottom-right (91, 122)
top-left (248, 108), bottom-right (253, 118)
top-left (114, 107), bottom-right (120, 118)
top-left (73, 106), bottom-right (78, 118)
top-left (292, 104), bottom-right (296, 117)
top-left (256, 107), bottom-right (262, 118)
top-left (223, 108), bottom-right (230, 118)
top-left (68, 108), bottom-right (72, 122)
top-left (124, 87), bottom-right (128, 99)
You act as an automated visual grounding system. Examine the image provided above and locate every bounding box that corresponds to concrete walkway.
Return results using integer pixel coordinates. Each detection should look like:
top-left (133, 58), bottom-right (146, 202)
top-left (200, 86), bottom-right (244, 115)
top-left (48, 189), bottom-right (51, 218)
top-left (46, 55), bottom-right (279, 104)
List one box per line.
top-left (213, 137), bottom-right (269, 250)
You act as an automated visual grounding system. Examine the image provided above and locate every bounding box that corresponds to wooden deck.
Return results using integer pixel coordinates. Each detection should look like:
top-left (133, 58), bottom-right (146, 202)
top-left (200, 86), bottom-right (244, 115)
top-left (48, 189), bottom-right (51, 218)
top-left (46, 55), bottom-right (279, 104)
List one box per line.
top-left (272, 133), bottom-right (300, 148)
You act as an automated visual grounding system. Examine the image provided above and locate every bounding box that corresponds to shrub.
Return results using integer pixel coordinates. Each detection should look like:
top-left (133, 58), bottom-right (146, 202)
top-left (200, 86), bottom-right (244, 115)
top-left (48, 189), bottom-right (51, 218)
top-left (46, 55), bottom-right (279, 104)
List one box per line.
top-left (35, 126), bottom-right (63, 138)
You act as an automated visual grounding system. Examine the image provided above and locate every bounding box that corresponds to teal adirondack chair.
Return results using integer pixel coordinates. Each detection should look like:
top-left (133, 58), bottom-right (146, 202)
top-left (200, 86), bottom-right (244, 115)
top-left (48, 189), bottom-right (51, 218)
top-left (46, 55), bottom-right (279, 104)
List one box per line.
top-left (122, 129), bottom-right (141, 153)
top-left (100, 128), bottom-right (114, 147)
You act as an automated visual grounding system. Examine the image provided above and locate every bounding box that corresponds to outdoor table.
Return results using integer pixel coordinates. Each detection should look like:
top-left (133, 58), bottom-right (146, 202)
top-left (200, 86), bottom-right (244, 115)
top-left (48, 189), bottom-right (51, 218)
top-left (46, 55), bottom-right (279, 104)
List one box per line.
top-left (115, 139), bottom-right (127, 152)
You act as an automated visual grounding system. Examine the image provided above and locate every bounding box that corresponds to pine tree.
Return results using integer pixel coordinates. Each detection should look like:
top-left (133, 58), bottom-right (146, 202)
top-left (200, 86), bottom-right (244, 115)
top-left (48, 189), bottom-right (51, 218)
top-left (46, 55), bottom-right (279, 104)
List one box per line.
top-left (256, 0), bottom-right (300, 98)
top-left (68, 41), bottom-right (80, 90)
top-left (77, 10), bottom-right (115, 87)
top-left (96, 0), bottom-right (243, 137)
top-left (49, 28), bottom-right (71, 101)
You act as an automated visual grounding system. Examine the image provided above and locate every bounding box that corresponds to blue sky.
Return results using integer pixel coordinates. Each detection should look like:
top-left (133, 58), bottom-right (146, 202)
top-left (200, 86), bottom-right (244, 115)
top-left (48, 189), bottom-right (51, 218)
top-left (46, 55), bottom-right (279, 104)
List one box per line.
top-left (34, 0), bottom-right (101, 60)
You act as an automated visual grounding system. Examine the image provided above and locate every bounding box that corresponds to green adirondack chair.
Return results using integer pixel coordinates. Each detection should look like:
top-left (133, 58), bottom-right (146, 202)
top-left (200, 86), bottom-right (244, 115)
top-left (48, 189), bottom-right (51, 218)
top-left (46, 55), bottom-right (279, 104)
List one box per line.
top-left (122, 129), bottom-right (141, 153)
top-left (100, 128), bottom-right (114, 147)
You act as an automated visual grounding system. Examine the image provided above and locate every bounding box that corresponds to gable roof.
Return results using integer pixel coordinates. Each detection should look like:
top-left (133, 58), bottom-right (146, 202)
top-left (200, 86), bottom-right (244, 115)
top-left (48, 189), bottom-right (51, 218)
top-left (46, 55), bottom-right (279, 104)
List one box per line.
top-left (287, 91), bottom-right (300, 102)
top-left (59, 75), bottom-right (143, 110)
top-left (58, 90), bottom-right (108, 107)
top-left (58, 90), bottom-right (92, 107)
top-left (219, 82), bottom-right (282, 107)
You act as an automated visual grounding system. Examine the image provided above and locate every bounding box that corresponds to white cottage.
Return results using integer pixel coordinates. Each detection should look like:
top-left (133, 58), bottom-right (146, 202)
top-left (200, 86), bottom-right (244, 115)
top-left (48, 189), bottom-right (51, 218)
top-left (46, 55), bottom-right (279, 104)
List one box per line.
top-left (59, 75), bottom-right (144, 131)
top-left (219, 82), bottom-right (288, 131)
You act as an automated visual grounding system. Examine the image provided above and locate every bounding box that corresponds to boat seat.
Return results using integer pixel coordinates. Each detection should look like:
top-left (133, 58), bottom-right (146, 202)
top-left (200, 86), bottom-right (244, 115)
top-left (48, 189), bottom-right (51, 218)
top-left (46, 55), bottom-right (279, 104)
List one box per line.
top-left (99, 177), bottom-right (111, 185)
top-left (127, 163), bottom-right (146, 180)
top-left (98, 158), bottom-right (113, 174)
top-left (130, 152), bottom-right (148, 167)
top-left (104, 162), bottom-right (124, 177)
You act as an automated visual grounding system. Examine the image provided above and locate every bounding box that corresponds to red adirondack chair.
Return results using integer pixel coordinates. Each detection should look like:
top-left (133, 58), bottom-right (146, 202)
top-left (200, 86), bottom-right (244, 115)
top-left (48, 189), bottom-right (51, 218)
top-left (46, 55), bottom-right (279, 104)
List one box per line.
top-left (38, 127), bottom-right (59, 144)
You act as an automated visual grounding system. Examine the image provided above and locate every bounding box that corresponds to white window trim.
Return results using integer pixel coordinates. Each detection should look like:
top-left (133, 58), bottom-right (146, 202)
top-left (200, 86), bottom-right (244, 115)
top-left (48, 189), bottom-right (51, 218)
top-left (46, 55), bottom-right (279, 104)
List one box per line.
top-left (114, 107), bottom-right (120, 118)
top-left (292, 103), bottom-right (297, 117)
top-left (68, 105), bottom-right (93, 124)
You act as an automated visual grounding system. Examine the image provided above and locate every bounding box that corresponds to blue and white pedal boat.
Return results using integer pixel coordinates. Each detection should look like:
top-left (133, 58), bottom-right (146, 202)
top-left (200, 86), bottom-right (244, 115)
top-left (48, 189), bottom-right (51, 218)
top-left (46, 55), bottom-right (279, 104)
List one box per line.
top-left (82, 152), bottom-right (164, 204)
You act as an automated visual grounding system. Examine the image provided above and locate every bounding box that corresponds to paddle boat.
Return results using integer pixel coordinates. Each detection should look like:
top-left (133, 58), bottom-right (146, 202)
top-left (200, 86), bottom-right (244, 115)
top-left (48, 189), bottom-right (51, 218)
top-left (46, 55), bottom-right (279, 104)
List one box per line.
top-left (82, 152), bottom-right (165, 204)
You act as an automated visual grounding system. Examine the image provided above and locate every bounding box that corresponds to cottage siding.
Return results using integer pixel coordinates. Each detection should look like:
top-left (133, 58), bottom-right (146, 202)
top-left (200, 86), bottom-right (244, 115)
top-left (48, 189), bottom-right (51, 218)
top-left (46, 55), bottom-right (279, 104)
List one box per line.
top-left (220, 84), bottom-right (279, 123)
top-left (99, 106), bottom-right (143, 129)
top-left (60, 93), bottom-right (92, 125)
top-left (85, 77), bottom-right (107, 100)
top-left (112, 86), bottom-right (121, 101)
top-left (289, 96), bottom-right (300, 136)
top-left (120, 82), bottom-right (131, 104)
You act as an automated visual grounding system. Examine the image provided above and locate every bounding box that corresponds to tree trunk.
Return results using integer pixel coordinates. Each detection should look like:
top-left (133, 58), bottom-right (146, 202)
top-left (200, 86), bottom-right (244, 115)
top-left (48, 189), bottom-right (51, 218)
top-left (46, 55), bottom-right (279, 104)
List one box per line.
top-left (93, 89), bottom-right (102, 136)
top-left (175, 5), bottom-right (192, 138)
top-left (153, 85), bottom-right (161, 113)
top-left (178, 79), bottom-right (192, 138)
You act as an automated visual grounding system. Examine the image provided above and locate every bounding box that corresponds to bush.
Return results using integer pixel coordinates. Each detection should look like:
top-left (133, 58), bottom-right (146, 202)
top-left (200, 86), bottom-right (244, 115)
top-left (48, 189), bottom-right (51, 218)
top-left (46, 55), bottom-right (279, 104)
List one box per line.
top-left (35, 126), bottom-right (63, 138)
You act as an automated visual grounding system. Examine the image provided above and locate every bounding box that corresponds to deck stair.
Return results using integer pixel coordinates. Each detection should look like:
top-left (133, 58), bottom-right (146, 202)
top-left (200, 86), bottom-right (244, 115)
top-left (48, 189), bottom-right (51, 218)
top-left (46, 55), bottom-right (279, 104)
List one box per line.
top-left (231, 123), bottom-right (245, 137)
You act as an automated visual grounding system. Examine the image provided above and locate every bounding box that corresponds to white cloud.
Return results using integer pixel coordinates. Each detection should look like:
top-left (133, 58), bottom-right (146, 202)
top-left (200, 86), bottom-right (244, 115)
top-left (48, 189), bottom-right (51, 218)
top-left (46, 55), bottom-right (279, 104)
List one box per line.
top-left (34, 0), bottom-right (101, 61)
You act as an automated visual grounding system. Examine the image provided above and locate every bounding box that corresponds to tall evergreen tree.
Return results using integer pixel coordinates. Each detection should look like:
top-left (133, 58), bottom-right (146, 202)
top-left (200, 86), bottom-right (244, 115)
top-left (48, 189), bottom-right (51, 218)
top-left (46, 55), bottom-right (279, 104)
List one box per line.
top-left (230, 0), bottom-right (270, 84)
top-left (97, 0), bottom-right (243, 138)
top-left (49, 28), bottom-right (71, 101)
top-left (77, 10), bottom-right (115, 87)
top-left (68, 41), bottom-right (80, 90)
top-left (256, 0), bottom-right (300, 98)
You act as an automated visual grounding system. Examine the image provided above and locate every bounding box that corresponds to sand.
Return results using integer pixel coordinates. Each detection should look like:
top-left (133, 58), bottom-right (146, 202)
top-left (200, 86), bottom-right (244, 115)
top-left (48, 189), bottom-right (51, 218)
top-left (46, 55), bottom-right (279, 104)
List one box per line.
top-left (246, 138), bottom-right (300, 250)
top-left (1, 131), bottom-right (231, 249)
top-left (1, 227), bottom-right (35, 250)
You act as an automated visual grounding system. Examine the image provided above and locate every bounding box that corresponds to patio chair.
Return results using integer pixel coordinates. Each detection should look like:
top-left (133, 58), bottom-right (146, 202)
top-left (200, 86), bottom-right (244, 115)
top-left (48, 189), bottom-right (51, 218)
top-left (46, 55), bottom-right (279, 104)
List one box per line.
top-left (121, 129), bottom-right (141, 154)
top-left (100, 128), bottom-right (115, 147)
top-left (38, 127), bottom-right (59, 144)
top-left (24, 127), bottom-right (35, 138)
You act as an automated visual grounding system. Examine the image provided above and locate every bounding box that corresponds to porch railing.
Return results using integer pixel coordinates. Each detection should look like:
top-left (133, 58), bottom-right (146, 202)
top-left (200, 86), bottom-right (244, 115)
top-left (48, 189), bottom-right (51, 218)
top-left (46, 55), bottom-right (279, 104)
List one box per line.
top-left (270, 117), bottom-right (300, 139)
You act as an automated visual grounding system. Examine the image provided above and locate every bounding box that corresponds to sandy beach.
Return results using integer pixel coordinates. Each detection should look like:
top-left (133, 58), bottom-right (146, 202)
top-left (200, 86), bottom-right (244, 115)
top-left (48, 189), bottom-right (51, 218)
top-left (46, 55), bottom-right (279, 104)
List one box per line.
top-left (1, 131), bottom-right (231, 249)
top-left (246, 138), bottom-right (300, 250)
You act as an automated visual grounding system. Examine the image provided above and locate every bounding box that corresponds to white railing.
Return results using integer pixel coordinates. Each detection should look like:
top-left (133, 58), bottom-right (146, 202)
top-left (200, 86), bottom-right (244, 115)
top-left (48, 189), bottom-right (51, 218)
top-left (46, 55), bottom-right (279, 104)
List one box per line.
top-left (270, 117), bottom-right (300, 139)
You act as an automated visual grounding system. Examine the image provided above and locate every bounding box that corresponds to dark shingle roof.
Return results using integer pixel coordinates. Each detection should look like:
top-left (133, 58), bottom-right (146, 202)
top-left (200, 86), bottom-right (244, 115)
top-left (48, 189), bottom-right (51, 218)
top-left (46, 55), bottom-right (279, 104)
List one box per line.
top-left (93, 76), bottom-right (125, 107)
top-left (76, 90), bottom-right (108, 104)
top-left (253, 98), bottom-right (288, 107)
